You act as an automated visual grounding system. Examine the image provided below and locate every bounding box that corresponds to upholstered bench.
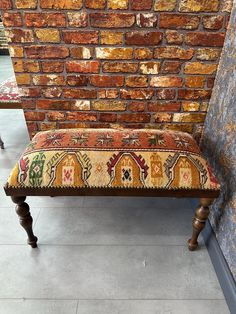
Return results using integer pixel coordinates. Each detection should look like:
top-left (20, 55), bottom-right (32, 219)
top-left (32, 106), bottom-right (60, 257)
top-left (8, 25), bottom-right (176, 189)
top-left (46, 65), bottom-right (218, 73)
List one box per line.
top-left (4, 128), bottom-right (220, 251)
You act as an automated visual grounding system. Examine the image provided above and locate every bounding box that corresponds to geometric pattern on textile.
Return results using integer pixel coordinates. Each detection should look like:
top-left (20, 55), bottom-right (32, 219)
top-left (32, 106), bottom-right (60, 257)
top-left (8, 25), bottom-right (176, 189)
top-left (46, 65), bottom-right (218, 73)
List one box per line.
top-left (7, 128), bottom-right (220, 191)
top-left (0, 76), bottom-right (20, 103)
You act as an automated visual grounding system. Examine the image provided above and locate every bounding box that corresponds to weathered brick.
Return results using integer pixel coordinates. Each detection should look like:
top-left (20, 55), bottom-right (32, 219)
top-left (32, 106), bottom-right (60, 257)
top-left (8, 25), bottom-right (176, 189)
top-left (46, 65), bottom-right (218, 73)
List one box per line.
top-left (126, 76), bottom-right (148, 88)
top-left (90, 13), bottom-right (135, 28)
top-left (0, 0), bottom-right (12, 9)
top-left (90, 75), bottom-right (124, 87)
top-left (184, 62), bottom-right (218, 74)
top-left (162, 61), bottom-right (181, 74)
top-left (160, 14), bottom-right (200, 29)
top-left (182, 101), bottom-right (200, 111)
top-left (66, 112), bottom-right (97, 122)
top-left (100, 31), bottom-right (123, 45)
top-left (125, 31), bottom-right (163, 46)
top-left (118, 113), bottom-right (150, 123)
top-left (148, 102), bottom-right (181, 112)
top-left (154, 0), bottom-right (176, 11)
top-left (67, 75), bottom-right (88, 86)
top-left (41, 61), bottom-right (64, 73)
top-left (16, 74), bottom-right (31, 85)
top-left (21, 100), bottom-right (36, 110)
top-left (103, 62), bottom-right (138, 73)
top-left (96, 48), bottom-right (133, 60)
top-left (134, 48), bottom-right (153, 60)
top-left (67, 12), bottom-right (88, 28)
top-left (154, 113), bottom-right (172, 123)
top-left (5, 29), bottom-right (34, 43)
top-left (108, 0), bottom-right (128, 9)
top-left (2, 12), bottom-right (22, 27)
top-left (179, 0), bottom-right (220, 12)
top-left (201, 102), bottom-right (209, 112)
top-left (173, 113), bottom-right (206, 123)
top-left (40, 122), bottom-right (57, 131)
top-left (40, 0), bottom-right (83, 9)
top-left (13, 60), bottom-right (40, 73)
top-left (154, 47), bottom-right (194, 60)
top-left (207, 77), bottom-right (215, 88)
top-left (163, 123), bottom-right (193, 133)
top-left (41, 87), bottom-right (63, 98)
top-left (32, 75), bottom-right (65, 86)
top-left (165, 30), bottom-right (183, 44)
top-left (185, 76), bottom-right (205, 88)
top-left (63, 88), bottom-right (97, 99)
top-left (47, 111), bottom-right (66, 121)
top-left (66, 61), bottom-right (100, 73)
top-left (131, 0), bottom-right (152, 10)
top-left (71, 100), bottom-right (91, 111)
top-left (24, 111), bottom-right (45, 121)
top-left (196, 48), bottom-right (221, 60)
top-left (8, 46), bottom-right (24, 58)
top-left (203, 15), bottom-right (224, 30)
top-left (98, 89), bottom-right (119, 99)
top-left (85, 0), bottom-right (106, 9)
top-left (140, 62), bottom-right (161, 74)
top-left (99, 113), bottom-right (117, 123)
top-left (25, 13), bottom-right (66, 27)
top-left (120, 89), bottom-right (154, 100)
top-left (136, 14), bottom-right (158, 28)
top-left (16, 0), bottom-right (37, 8)
top-left (150, 76), bottom-right (182, 87)
top-left (70, 47), bottom-right (93, 59)
top-left (35, 29), bottom-right (60, 43)
top-left (178, 89), bottom-right (211, 100)
top-left (185, 32), bottom-right (225, 47)
top-left (92, 100), bottom-right (126, 111)
top-left (128, 101), bottom-right (146, 112)
top-left (18, 87), bottom-right (40, 98)
top-left (157, 89), bottom-right (176, 100)
top-left (221, 0), bottom-right (233, 12)
top-left (25, 46), bottom-right (69, 59)
top-left (63, 31), bottom-right (99, 44)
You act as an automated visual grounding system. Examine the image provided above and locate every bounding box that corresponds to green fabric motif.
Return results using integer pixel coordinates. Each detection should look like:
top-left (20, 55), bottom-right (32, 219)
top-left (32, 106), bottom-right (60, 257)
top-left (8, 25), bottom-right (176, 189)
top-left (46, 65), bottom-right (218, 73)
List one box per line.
top-left (29, 152), bottom-right (46, 187)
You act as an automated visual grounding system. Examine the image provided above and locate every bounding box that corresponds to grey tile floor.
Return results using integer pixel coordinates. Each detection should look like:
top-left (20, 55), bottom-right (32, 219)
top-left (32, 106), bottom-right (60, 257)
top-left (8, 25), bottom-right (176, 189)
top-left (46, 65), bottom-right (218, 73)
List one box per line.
top-left (0, 57), bottom-right (230, 314)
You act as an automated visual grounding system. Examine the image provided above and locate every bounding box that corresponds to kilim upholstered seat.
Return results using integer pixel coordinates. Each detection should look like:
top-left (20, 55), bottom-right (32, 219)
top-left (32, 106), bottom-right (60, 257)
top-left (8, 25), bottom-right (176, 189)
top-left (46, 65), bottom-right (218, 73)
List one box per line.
top-left (4, 128), bottom-right (220, 251)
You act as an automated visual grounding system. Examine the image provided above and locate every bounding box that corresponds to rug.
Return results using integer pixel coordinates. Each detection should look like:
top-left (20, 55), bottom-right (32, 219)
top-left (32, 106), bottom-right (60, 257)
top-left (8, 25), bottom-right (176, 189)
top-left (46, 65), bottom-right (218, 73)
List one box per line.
top-left (0, 76), bottom-right (20, 103)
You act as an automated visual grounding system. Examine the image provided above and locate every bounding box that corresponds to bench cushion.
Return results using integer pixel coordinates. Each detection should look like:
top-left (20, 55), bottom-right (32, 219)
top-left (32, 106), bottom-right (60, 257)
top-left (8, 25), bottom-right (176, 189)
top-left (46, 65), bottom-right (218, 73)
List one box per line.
top-left (7, 128), bottom-right (220, 191)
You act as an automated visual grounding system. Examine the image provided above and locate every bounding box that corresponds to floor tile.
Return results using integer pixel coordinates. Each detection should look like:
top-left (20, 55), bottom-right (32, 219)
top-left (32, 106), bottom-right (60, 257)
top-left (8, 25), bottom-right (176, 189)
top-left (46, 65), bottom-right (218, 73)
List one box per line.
top-left (35, 203), bottom-right (196, 246)
top-left (77, 300), bottom-right (229, 314)
top-left (0, 245), bottom-right (224, 300)
top-left (0, 300), bottom-right (77, 314)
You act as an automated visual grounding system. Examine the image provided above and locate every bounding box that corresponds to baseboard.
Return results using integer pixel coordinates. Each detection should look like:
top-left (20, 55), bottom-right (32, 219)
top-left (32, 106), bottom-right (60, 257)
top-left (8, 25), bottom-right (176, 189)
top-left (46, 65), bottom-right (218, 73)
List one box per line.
top-left (191, 200), bottom-right (236, 313)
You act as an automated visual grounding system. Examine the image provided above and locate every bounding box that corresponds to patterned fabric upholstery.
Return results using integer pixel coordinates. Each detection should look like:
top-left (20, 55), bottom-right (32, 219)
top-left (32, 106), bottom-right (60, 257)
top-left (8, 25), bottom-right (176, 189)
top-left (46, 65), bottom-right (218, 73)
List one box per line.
top-left (7, 128), bottom-right (220, 191)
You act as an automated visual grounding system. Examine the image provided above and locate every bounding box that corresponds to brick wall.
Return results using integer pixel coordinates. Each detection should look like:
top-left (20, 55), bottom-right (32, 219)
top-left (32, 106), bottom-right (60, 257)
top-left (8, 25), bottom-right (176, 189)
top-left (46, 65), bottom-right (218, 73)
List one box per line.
top-left (0, 0), bottom-right (232, 139)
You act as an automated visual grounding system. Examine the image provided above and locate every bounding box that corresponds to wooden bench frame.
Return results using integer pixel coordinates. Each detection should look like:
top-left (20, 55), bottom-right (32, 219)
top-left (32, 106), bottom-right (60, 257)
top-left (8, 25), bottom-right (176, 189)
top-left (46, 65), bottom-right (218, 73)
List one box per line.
top-left (4, 184), bottom-right (219, 251)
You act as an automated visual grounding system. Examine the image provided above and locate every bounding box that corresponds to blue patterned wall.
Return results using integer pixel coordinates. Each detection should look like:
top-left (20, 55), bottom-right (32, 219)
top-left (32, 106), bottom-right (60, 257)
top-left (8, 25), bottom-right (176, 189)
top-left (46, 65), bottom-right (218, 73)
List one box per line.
top-left (201, 1), bottom-right (236, 281)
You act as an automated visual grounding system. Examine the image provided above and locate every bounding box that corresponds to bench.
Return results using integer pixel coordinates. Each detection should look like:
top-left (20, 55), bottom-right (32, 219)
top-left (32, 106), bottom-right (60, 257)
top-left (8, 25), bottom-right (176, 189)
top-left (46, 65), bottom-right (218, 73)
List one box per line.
top-left (4, 128), bottom-right (220, 251)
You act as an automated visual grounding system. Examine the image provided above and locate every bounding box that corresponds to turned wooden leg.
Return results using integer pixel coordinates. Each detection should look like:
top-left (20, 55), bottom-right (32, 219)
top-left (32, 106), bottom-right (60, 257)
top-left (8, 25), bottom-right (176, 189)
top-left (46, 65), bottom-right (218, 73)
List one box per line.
top-left (188, 198), bottom-right (214, 251)
top-left (11, 196), bottom-right (38, 248)
top-left (0, 136), bottom-right (4, 149)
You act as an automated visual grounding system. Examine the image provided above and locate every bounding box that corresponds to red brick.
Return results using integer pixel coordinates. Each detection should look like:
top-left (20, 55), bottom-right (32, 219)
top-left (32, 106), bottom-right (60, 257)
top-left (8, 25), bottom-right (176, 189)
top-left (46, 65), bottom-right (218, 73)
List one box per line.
top-left (90, 75), bottom-right (124, 87)
top-left (162, 61), bottom-right (181, 74)
top-left (41, 87), bottom-right (63, 98)
top-left (66, 112), bottom-right (97, 122)
top-left (25, 46), bottom-right (69, 59)
top-left (150, 76), bottom-right (182, 87)
top-left (147, 102), bottom-right (181, 112)
top-left (178, 89), bottom-right (212, 100)
top-left (85, 0), bottom-right (106, 9)
top-left (160, 14), bottom-right (200, 29)
top-left (67, 12), bottom-right (88, 27)
top-left (5, 29), bottom-right (34, 43)
top-left (156, 89), bottom-right (176, 100)
top-left (70, 47), bottom-right (93, 59)
top-left (19, 87), bottom-right (40, 98)
top-left (154, 47), bottom-right (194, 59)
top-left (154, 113), bottom-right (172, 123)
top-left (130, 0), bottom-right (152, 10)
top-left (63, 88), bottom-right (97, 99)
top-left (128, 101), bottom-right (146, 112)
top-left (16, 0), bottom-right (37, 8)
top-left (103, 62), bottom-right (138, 73)
top-left (134, 48), bottom-right (153, 60)
top-left (2, 12), bottom-right (22, 27)
top-left (207, 77), bottom-right (215, 88)
top-left (137, 13), bottom-right (158, 28)
top-left (203, 15), bottom-right (224, 30)
top-left (41, 61), bottom-right (64, 73)
top-left (98, 89), bottom-right (119, 99)
top-left (32, 75), bottom-right (65, 86)
top-left (99, 113), bottom-right (117, 123)
top-left (185, 32), bottom-right (225, 47)
top-left (63, 31), bottom-right (99, 44)
top-left (67, 75), bottom-right (88, 87)
top-left (24, 111), bottom-right (45, 121)
top-left (118, 113), bottom-right (150, 123)
top-left (47, 111), bottom-right (66, 121)
top-left (21, 100), bottom-right (36, 110)
top-left (25, 13), bottom-right (66, 27)
top-left (120, 89), bottom-right (154, 100)
top-left (13, 60), bottom-right (39, 73)
top-left (40, 0), bottom-right (83, 9)
top-left (66, 61), bottom-right (100, 73)
top-left (165, 30), bottom-right (183, 44)
top-left (126, 76), bottom-right (148, 88)
top-left (0, 0), bottom-right (12, 9)
top-left (125, 31), bottom-right (163, 46)
top-left (27, 122), bottom-right (38, 135)
top-left (90, 13), bottom-right (135, 28)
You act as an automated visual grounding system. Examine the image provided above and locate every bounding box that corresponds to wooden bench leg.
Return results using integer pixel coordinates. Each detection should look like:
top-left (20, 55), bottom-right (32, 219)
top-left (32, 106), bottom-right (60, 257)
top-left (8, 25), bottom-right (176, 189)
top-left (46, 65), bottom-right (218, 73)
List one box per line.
top-left (11, 196), bottom-right (38, 248)
top-left (188, 198), bottom-right (214, 251)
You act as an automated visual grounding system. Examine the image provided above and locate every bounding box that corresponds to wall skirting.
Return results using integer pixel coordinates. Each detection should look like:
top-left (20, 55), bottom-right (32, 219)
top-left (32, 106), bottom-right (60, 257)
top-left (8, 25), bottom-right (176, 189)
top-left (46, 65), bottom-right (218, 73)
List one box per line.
top-left (191, 200), bottom-right (236, 313)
